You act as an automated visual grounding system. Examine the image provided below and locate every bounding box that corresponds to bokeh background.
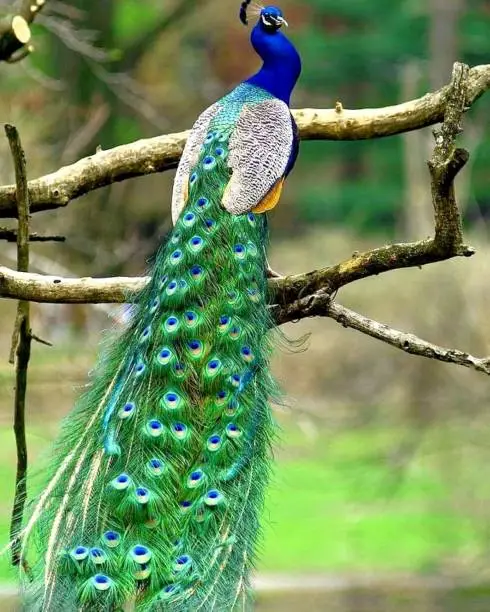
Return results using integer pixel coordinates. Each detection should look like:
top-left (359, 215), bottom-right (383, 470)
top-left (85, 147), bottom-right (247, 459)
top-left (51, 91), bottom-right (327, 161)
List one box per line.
top-left (0, 0), bottom-right (490, 610)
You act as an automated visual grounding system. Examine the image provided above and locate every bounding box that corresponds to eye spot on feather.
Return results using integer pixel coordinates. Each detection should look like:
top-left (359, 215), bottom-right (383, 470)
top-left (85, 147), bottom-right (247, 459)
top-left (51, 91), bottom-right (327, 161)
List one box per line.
top-left (159, 275), bottom-right (168, 290)
top-left (164, 315), bottom-right (180, 333)
top-left (207, 434), bottom-right (222, 452)
top-left (189, 172), bottom-right (198, 186)
top-left (187, 469), bottom-right (205, 489)
top-left (119, 402), bottom-right (136, 419)
top-left (157, 347), bottom-right (174, 366)
top-left (179, 500), bottom-right (192, 513)
top-left (183, 212), bottom-right (196, 227)
top-left (204, 131), bottom-right (217, 144)
top-left (111, 473), bottom-right (131, 490)
top-left (247, 212), bottom-right (256, 225)
top-left (149, 297), bottom-right (160, 314)
top-left (92, 574), bottom-right (113, 591)
top-left (131, 545), bottom-right (152, 564)
top-left (102, 531), bottom-right (121, 548)
top-left (70, 546), bottom-right (89, 562)
top-left (202, 155), bottom-right (216, 171)
top-left (241, 346), bottom-right (255, 363)
top-left (169, 250), bottom-right (183, 266)
top-left (148, 457), bottom-right (165, 476)
top-left (162, 391), bottom-right (181, 410)
top-left (218, 315), bottom-right (231, 332)
top-left (165, 280), bottom-right (178, 296)
top-left (215, 146), bottom-right (227, 159)
top-left (171, 422), bottom-right (188, 440)
top-left (184, 310), bottom-right (198, 327)
top-left (247, 284), bottom-right (261, 303)
top-left (134, 564), bottom-right (151, 580)
top-left (135, 361), bottom-right (146, 377)
top-left (187, 339), bottom-right (204, 359)
top-left (188, 235), bottom-right (204, 253)
top-left (227, 290), bottom-right (240, 305)
top-left (216, 390), bottom-right (229, 405)
top-left (204, 218), bottom-right (216, 233)
top-left (229, 325), bottom-right (241, 340)
top-left (139, 326), bottom-right (151, 343)
top-left (230, 373), bottom-right (242, 388)
top-left (196, 196), bottom-right (209, 210)
top-left (226, 398), bottom-right (239, 417)
top-left (206, 358), bottom-right (222, 377)
top-left (135, 487), bottom-right (150, 504)
top-left (226, 423), bottom-right (242, 439)
top-left (204, 489), bottom-right (224, 507)
top-left (171, 230), bottom-right (181, 244)
top-left (90, 548), bottom-right (107, 565)
top-left (189, 265), bottom-right (204, 282)
top-left (233, 243), bottom-right (246, 260)
top-left (173, 361), bottom-right (186, 378)
top-left (174, 554), bottom-right (193, 573)
top-left (146, 419), bottom-right (164, 437)
top-left (247, 241), bottom-right (258, 257)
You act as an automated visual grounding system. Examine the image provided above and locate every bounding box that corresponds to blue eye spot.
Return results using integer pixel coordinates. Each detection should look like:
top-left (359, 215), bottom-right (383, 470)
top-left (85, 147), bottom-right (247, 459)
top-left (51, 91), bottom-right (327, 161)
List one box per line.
top-left (204, 131), bottom-right (216, 144)
top-left (215, 146), bottom-right (225, 158)
top-left (119, 402), bottom-right (136, 419)
top-left (148, 457), bottom-right (164, 476)
top-left (207, 434), bottom-right (222, 451)
top-left (230, 373), bottom-right (241, 387)
top-left (233, 244), bottom-right (246, 260)
top-left (71, 546), bottom-right (89, 561)
top-left (189, 172), bottom-right (198, 185)
top-left (172, 422), bottom-right (188, 440)
top-left (247, 212), bottom-right (256, 224)
top-left (171, 230), bottom-right (181, 244)
top-left (203, 155), bottom-right (216, 171)
top-left (136, 487), bottom-right (150, 504)
top-left (157, 347), bottom-right (173, 366)
top-left (204, 489), bottom-right (224, 506)
top-left (190, 265), bottom-right (204, 280)
top-left (196, 197), bottom-right (209, 209)
top-left (170, 250), bottom-right (183, 266)
top-left (147, 419), bottom-right (164, 437)
top-left (174, 362), bottom-right (186, 378)
top-left (131, 545), bottom-right (152, 564)
top-left (162, 391), bottom-right (181, 410)
top-left (164, 316), bottom-right (180, 333)
top-left (149, 297), bottom-right (160, 314)
top-left (103, 531), bottom-right (120, 548)
top-left (188, 235), bottom-right (204, 252)
top-left (226, 423), bottom-right (242, 439)
top-left (183, 212), bottom-right (196, 227)
top-left (135, 361), bottom-right (146, 376)
top-left (206, 358), bottom-right (222, 377)
top-left (204, 218), bottom-right (216, 231)
top-left (92, 574), bottom-right (113, 591)
top-left (90, 547), bottom-right (107, 564)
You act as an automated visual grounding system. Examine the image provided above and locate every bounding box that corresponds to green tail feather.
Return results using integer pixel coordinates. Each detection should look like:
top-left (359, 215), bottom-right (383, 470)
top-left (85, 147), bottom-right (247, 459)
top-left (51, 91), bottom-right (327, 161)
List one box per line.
top-left (18, 132), bottom-right (278, 611)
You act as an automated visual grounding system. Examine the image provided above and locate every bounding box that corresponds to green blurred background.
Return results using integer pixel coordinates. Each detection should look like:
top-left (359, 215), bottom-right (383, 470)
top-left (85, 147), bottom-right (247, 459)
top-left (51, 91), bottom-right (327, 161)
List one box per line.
top-left (0, 0), bottom-right (489, 609)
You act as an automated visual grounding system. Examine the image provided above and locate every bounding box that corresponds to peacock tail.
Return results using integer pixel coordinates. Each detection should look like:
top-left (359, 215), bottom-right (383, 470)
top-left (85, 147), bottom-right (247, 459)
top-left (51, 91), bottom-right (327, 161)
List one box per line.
top-left (16, 4), bottom-right (302, 610)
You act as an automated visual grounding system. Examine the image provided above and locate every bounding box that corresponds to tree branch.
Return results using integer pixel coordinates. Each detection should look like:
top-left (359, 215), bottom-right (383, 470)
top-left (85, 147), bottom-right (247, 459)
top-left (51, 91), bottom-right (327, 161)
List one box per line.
top-left (0, 228), bottom-right (65, 242)
top-left (0, 63), bottom-right (488, 218)
top-left (5, 124), bottom-right (32, 570)
top-left (274, 292), bottom-right (490, 376)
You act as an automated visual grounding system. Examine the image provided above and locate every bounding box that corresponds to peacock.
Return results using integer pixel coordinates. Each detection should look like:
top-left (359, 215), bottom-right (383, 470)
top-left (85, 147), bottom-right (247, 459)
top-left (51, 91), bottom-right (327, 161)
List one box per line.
top-left (15, 2), bottom-right (301, 610)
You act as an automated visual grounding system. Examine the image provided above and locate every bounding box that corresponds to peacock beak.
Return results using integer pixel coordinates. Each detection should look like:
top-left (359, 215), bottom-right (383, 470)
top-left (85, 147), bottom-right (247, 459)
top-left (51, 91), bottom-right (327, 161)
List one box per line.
top-left (277, 17), bottom-right (288, 27)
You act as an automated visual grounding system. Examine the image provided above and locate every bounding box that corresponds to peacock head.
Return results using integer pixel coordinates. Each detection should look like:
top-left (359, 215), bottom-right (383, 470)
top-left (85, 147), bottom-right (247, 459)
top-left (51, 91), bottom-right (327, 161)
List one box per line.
top-left (240, 2), bottom-right (288, 32)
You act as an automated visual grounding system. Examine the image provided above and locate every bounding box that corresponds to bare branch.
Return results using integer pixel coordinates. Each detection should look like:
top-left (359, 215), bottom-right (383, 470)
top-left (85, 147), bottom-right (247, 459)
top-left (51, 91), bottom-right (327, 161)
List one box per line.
top-left (0, 228), bottom-right (65, 242)
top-left (0, 63), bottom-right (488, 218)
top-left (4, 124), bottom-right (32, 569)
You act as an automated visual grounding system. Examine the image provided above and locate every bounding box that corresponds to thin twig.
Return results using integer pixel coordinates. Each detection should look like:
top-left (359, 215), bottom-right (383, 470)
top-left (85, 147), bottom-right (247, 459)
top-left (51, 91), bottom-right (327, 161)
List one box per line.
top-left (5, 124), bottom-right (32, 569)
top-left (0, 227), bottom-right (65, 242)
top-left (275, 294), bottom-right (490, 377)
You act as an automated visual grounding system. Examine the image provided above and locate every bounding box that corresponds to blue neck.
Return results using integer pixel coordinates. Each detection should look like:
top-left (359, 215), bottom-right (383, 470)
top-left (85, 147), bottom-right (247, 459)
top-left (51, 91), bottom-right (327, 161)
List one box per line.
top-left (244, 26), bottom-right (301, 106)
